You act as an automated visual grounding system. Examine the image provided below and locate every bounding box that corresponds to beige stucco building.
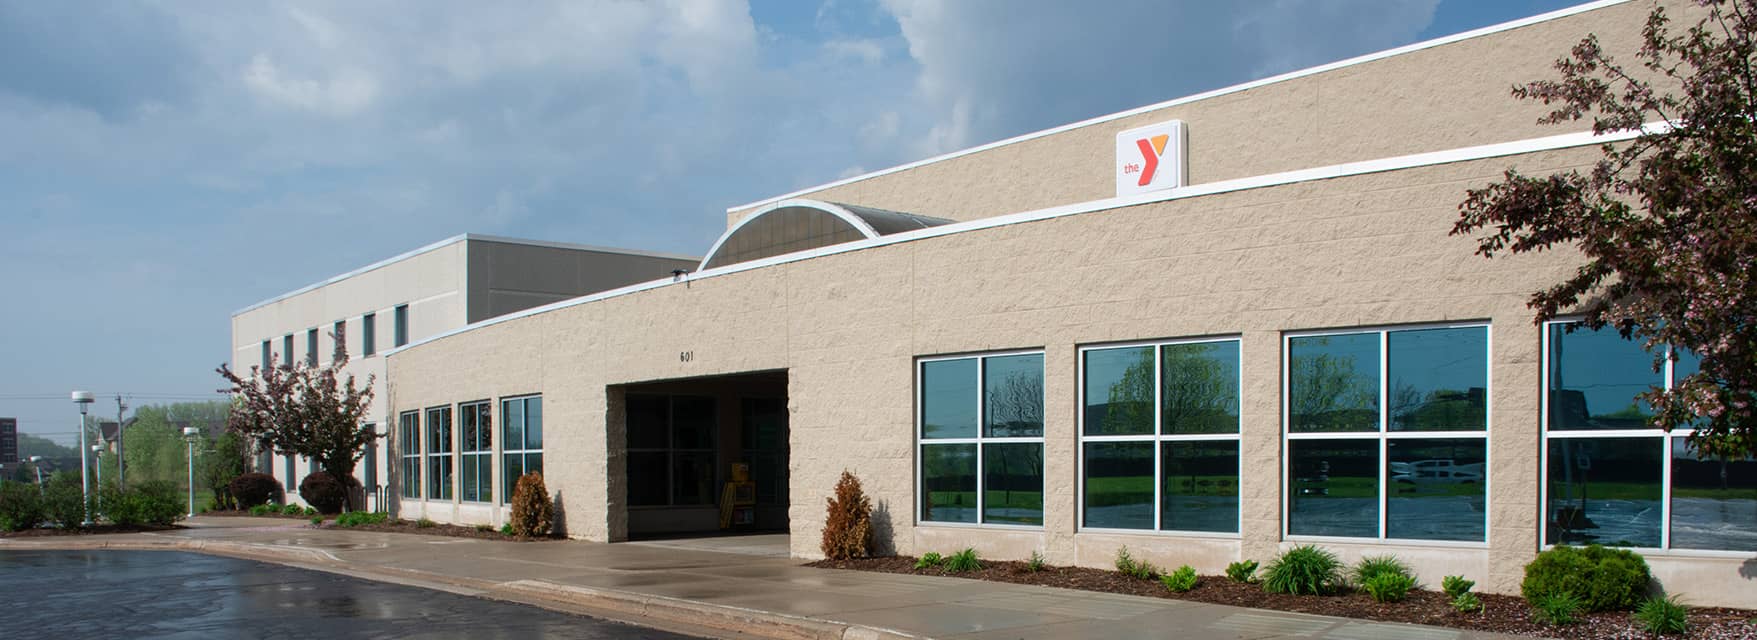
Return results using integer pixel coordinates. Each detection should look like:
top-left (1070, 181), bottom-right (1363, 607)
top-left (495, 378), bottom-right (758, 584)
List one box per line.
top-left (229, 0), bottom-right (1753, 607)
top-left (229, 234), bottom-right (698, 510)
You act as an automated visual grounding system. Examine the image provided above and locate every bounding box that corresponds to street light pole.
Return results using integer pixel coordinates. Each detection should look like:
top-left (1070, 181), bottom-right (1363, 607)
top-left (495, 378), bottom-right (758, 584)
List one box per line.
top-left (72, 390), bottom-right (95, 526)
top-left (28, 456), bottom-right (44, 494)
top-left (183, 427), bottom-right (200, 519)
top-left (91, 445), bottom-right (103, 513)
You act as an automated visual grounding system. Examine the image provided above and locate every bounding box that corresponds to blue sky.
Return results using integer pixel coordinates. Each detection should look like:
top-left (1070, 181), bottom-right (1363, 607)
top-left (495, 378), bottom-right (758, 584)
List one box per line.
top-left (0, 0), bottom-right (1588, 442)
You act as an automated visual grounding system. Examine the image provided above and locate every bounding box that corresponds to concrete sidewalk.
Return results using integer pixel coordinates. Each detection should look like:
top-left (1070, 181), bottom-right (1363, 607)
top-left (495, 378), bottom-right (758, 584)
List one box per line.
top-left (0, 517), bottom-right (1520, 640)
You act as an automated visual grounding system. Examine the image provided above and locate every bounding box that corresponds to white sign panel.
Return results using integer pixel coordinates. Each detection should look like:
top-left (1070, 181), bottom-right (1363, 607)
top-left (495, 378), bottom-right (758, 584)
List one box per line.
top-left (1115, 120), bottom-right (1186, 197)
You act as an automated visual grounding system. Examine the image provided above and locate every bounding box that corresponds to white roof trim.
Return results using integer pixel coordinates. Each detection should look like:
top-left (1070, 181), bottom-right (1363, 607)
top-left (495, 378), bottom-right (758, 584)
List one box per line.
top-left (697, 199), bottom-right (881, 272)
top-left (233, 233), bottom-right (698, 316)
top-left (724, 0), bottom-right (1627, 214)
top-left (387, 122), bottom-right (1655, 359)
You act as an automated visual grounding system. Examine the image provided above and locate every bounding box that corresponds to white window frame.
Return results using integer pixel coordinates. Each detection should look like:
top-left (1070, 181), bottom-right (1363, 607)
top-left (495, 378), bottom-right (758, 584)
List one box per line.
top-left (458, 399), bottom-right (493, 504)
top-left (501, 394), bottom-right (542, 505)
top-left (1077, 336), bottom-right (1243, 539)
top-left (914, 349), bottom-right (1046, 530)
top-left (1539, 318), bottom-right (1748, 557)
top-left (1281, 321), bottom-right (1492, 548)
top-left (425, 405), bottom-right (453, 501)
top-left (398, 410), bottom-right (421, 499)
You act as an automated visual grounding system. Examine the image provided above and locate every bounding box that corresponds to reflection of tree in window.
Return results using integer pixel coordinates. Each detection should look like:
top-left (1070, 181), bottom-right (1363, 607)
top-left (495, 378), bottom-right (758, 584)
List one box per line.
top-left (1290, 347), bottom-right (1376, 431)
top-left (986, 370), bottom-right (1042, 437)
top-left (1104, 350), bottom-right (1154, 433)
top-left (1161, 344), bottom-right (1238, 433)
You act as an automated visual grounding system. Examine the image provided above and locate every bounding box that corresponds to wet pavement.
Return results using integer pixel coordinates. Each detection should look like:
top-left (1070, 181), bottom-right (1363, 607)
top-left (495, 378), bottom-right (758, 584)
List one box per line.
top-left (0, 550), bottom-right (699, 639)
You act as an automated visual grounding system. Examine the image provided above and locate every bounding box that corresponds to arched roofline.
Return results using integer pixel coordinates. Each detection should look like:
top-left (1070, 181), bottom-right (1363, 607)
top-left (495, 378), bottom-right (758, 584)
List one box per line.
top-left (698, 198), bottom-right (881, 272)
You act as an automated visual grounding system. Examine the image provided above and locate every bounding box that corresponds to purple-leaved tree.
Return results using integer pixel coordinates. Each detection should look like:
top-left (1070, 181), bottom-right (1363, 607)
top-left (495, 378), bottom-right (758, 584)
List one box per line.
top-left (218, 344), bottom-right (377, 505)
top-left (1453, 0), bottom-right (1756, 457)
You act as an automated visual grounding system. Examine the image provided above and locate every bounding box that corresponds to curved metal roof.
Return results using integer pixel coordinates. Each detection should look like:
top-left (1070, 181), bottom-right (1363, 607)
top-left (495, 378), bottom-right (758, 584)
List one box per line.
top-left (699, 199), bottom-right (953, 270)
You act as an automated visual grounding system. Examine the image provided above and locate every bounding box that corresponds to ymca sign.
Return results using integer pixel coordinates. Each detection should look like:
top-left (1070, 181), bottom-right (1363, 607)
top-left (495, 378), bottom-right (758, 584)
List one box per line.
top-left (1115, 120), bottom-right (1186, 197)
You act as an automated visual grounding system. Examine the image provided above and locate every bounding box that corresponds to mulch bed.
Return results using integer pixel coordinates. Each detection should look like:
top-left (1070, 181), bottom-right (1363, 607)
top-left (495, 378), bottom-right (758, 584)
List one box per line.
top-left (807, 557), bottom-right (1757, 640)
top-left (318, 519), bottom-right (562, 543)
top-left (0, 523), bottom-right (182, 538)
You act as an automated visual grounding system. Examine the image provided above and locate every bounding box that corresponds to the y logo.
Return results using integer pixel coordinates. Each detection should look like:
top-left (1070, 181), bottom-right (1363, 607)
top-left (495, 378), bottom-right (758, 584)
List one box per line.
top-left (1115, 120), bottom-right (1185, 197)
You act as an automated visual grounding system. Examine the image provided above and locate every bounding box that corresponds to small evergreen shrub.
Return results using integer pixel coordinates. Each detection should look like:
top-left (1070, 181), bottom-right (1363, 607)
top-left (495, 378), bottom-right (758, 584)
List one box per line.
top-left (1225, 560), bottom-right (1259, 583)
top-left (248, 503), bottom-right (276, 516)
top-left (1451, 592), bottom-right (1483, 614)
top-left (1441, 575), bottom-right (1475, 599)
top-left (1261, 545), bottom-right (1342, 596)
top-left (297, 472), bottom-right (355, 514)
top-left (509, 472), bottom-right (554, 537)
top-left (416, 517), bottom-right (436, 528)
top-left (1161, 565), bottom-right (1198, 593)
top-left (1362, 572), bottom-right (1416, 603)
top-left (1025, 550), bottom-right (1046, 573)
top-left (499, 523), bottom-right (513, 536)
top-left (943, 548), bottom-right (982, 573)
top-left (1634, 595), bottom-right (1689, 635)
top-left (0, 481), bottom-right (46, 531)
top-left (1352, 555), bottom-right (1413, 586)
top-left (280, 504), bottom-right (305, 516)
top-left (310, 515), bottom-right (324, 525)
top-left (1532, 592), bottom-right (1583, 626)
top-left (305, 506), bottom-right (318, 516)
top-left (1521, 544), bottom-right (1651, 612)
top-left (229, 473), bottom-right (282, 509)
top-left (102, 481), bottom-right (184, 526)
top-left (820, 470), bottom-right (872, 560)
top-left (913, 552), bottom-right (943, 570)
top-left (1114, 546), bottom-right (1158, 580)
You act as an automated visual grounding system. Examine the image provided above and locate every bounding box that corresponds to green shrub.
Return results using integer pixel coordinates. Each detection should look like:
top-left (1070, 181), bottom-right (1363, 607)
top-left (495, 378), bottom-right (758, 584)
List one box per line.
top-left (1352, 555), bottom-right (1413, 586)
top-left (304, 506), bottom-right (318, 516)
top-left (333, 511), bottom-right (387, 527)
top-left (1161, 565), bottom-right (1198, 593)
top-left (1025, 550), bottom-right (1045, 573)
top-left (1521, 544), bottom-right (1651, 612)
top-left (1115, 546), bottom-right (1158, 580)
top-left (1451, 592), bottom-right (1483, 614)
top-left (1634, 595), bottom-right (1689, 635)
top-left (43, 473), bottom-right (88, 528)
top-left (943, 548), bottom-right (982, 573)
top-left (1262, 545), bottom-right (1343, 596)
top-left (1441, 575), bottom-right (1475, 599)
top-left (913, 552), bottom-right (943, 570)
top-left (0, 481), bottom-right (46, 531)
top-left (1532, 592), bottom-right (1583, 626)
top-left (102, 481), bottom-right (184, 526)
top-left (1362, 572), bottom-right (1416, 603)
top-left (310, 515), bottom-right (324, 525)
top-left (280, 504), bottom-right (304, 516)
top-left (1225, 560), bottom-right (1259, 583)
top-left (499, 523), bottom-right (513, 536)
top-left (416, 517), bottom-right (436, 528)
top-left (509, 472), bottom-right (554, 538)
top-left (248, 503), bottom-right (276, 516)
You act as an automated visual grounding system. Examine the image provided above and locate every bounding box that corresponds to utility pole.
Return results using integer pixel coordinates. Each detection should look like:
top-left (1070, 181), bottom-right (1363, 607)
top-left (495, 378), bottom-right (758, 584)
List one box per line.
top-left (115, 395), bottom-right (128, 486)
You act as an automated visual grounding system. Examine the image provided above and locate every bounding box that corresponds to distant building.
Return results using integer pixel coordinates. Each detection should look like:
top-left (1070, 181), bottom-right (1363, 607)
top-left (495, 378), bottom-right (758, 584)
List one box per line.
top-left (0, 417), bottom-right (16, 465)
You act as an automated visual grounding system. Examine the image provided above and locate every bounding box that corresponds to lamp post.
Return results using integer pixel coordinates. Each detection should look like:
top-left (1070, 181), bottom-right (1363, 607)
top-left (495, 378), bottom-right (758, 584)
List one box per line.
top-left (28, 455), bottom-right (44, 494)
top-left (91, 445), bottom-right (103, 514)
top-left (183, 427), bottom-right (200, 519)
top-left (72, 390), bottom-right (94, 525)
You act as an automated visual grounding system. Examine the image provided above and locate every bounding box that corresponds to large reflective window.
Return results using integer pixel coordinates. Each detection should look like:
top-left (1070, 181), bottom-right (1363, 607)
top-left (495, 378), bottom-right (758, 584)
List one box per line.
top-left (1670, 439), bottom-right (1757, 551)
top-left (1548, 323), bottom-right (1661, 430)
top-left (922, 359), bottom-right (978, 439)
top-left (921, 444), bottom-right (977, 523)
top-left (627, 451), bottom-right (669, 506)
top-left (1085, 347), bottom-right (1154, 436)
top-left (1084, 442), bottom-right (1154, 530)
top-left (983, 443), bottom-right (1043, 525)
top-left (1288, 439), bottom-right (1378, 537)
top-left (1161, 441), bottom-right (1238, 533)
top-left (1546, 437), bottom-right (1662, 547)
top-left (1389, 327), bottom-right (1487, 431)
top-left (1289, 334), bottom-right (1380, 432)
top-left (1161, 342), bottom-right (1240, 435)
top-left (1386, 438), bottom-right (1485, 541)
top-left (985, 355), bottom-right (1044, 437)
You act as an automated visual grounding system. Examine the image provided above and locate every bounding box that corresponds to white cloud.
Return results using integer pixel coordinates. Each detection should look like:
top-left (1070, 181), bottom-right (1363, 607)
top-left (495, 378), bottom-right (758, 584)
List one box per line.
top-left (823, 38), bottom-right (886, 65)
top-left (242, 54), bottom-right (379, 116)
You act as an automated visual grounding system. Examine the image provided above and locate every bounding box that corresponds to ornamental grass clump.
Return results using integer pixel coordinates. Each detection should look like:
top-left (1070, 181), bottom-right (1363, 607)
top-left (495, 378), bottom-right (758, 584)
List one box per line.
top-left (509, 472), bottom-right (554, 537)
top-left (913, 552), bottom-right (943, 570)
top-left (1025, 550), bottom-right (1046, 573)
top-left (820, 471), bottom-right (872, 560)
top-left (1261, 545), bottom-right (1342, 596)
top-left (1362, 572), bottom-right (1416, 603)
top-left (943, 548), bottom-right (982, 573)
top-left (1634, 595), bottom-right (1689, 636)
top-left (1532, 592), bottom-right (1584, 626)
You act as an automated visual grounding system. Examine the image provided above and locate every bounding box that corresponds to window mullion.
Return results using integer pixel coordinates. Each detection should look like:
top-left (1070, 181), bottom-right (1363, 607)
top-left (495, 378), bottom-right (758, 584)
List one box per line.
top-left (1152, 344), bottom-right (1164, 532)
top-left (1379, 330), bottom-right (1389, 540)
top-left (974, 357), bottom-right (986, 524)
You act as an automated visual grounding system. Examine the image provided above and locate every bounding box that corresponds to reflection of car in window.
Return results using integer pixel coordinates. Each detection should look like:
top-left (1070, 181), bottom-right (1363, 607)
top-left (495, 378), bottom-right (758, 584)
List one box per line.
top-left (1390, 459), bottom-right (1484, 484)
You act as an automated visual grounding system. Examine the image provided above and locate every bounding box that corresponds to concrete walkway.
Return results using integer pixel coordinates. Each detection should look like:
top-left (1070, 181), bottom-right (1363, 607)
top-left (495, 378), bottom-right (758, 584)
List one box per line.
top-left (0, 517), bottom-right (1523, 640)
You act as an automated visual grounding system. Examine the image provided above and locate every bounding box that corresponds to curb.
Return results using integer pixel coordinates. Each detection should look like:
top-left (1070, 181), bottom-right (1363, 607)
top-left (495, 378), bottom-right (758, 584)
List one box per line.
top-left (1, 537), bottom-right (920, 640)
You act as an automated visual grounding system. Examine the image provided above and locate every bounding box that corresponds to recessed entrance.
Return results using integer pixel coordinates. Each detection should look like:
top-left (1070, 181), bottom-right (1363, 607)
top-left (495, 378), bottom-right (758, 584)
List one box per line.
top-left (613, 371), bottom-right (788, 545)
